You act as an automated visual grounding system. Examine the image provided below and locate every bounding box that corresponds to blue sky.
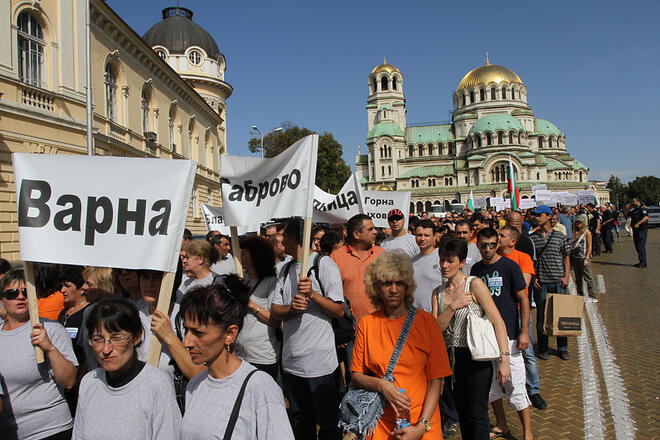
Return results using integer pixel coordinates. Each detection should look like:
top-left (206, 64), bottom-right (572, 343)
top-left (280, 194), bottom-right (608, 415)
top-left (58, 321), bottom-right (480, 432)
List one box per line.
top-left (111, 0), bottom-right (660, 183)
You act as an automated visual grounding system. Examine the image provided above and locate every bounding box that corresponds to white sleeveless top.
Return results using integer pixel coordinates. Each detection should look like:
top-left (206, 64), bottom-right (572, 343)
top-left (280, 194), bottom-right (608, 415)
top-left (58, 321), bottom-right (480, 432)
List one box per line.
top-left (436, 276), bottom-right (485, 348)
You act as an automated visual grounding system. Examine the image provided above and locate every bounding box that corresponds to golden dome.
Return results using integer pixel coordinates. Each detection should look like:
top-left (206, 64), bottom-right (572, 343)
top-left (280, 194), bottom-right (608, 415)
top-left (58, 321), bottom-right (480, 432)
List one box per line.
top-left (371, 57), bottom-right (400, 76)
top-left (375, 183), bottom-right (394, 191)
top-left (456, 62), bottom-right (523, 91)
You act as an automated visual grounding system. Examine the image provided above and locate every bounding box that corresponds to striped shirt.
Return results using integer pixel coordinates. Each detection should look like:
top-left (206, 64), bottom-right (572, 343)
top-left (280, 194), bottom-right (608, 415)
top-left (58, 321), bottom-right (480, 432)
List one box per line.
top-left (436, 277), bottom-right (484, 348)
top-left (530, 229), bottom-right (570, 283)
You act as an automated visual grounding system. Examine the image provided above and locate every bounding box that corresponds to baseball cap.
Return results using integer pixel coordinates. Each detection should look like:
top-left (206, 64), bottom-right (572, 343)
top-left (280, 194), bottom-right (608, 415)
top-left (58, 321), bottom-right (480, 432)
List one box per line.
top-left (387, 209), bottom-right (404, 220)
top-left (575, 214), bottom-right (588, 224)
top-left (532, 205), bottom-right (553, 215)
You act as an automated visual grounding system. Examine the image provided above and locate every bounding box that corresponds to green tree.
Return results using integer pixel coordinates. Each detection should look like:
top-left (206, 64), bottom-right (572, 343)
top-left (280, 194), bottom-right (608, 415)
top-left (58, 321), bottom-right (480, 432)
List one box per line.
top-left (627, 175), bottom-right (660, 205)
top-left (606, 175), bottom-right (628, 207)
top-left (248, 122), bottom-right (351, 193)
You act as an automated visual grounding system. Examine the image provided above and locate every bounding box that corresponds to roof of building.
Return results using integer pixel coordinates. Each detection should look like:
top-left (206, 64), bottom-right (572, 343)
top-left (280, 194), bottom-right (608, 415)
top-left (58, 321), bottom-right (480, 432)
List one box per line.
top-left (400, 165), bottom-right (455, 178)
top-left (468, 113), bottom-right (525, 136)
top-left (370, 58), bottom-right (401, 76)
top-left (457, 61), bottom-right (524, 91)
top-left (405, 124), bottom-right (454, 145)
top-left (357, 154), bottom-right (368, 164)
top-left (367, 122), bottom-right (405, 139)
top-left (454, 112), bottom-right (478, 122)
top-left (511, 108), bottom-right (534, 116)
top-left (143, 7), bottom-right (221, 58)
top-left (573, 159), bottom-right (588, 170)
top-left (546, 157), bottom-right (571, 170)
top-left (533, 119), bottom-right (563, 137)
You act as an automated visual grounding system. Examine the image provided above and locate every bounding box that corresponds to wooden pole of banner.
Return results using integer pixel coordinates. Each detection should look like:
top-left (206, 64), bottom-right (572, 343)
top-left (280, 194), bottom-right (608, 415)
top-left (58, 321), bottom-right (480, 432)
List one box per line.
top-left (24, 262), bottom-right (45, 363)
top-left (300, 217), bottom-right (313, 276)
top-left (147, 271), bottom-right (175, 367)
top-left (230, 226), bottom-right (244, 278)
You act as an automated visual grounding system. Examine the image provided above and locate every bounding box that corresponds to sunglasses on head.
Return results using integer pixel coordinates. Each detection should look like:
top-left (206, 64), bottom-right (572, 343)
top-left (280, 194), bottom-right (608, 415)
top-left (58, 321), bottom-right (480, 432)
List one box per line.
top-left (3, 288), bottom-right (27, 300)
top-left (478, 242), bottom-right (498, 250)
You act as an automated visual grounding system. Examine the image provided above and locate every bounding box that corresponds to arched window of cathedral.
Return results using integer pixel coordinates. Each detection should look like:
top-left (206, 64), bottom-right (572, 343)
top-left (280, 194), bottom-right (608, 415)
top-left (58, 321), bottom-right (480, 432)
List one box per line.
top-left (579, 171), bottom-right (583, 182)
top-left (418, 145), bottom-right (424, 156)
top-left (476, 136), bottom-right (482, 148)
top-left (382, 166), bottom-right (385, 176)
top-left (141, 86), bottom-right (151, 134)
top-left (388, 146), bottom-right (392, 157)
top-left (501, 88), bottom-right (507, 99)
top-left (486, 133), bottom-right (492, 146)
top-left (428, 144), bottom-right (434, 155)
top-left (480, 89), bottom-right (485, 101)
top-left (372, 78), bottom-right (377, 94)
top-left (491, 88), bottom-right (496, 100)
top-left (425, 201), bottom-right (432, 212)
top-left (509, 132), bottom-right (514, 144)
top-left (449, 143), bottom-right (455, 155)
top-left (518, 132), bottom-right (522, 144)
top-left (537, 172), bottom-right (540, 180)
top-left (17, 11), bottom-right (45, 87)
top-left (381, 76), bottom-right (388, 91)
top-left (408, 145), bottom-right (414, 157)
top-left (105, 64), bottom-right (118, 122)
top-left (470, 90), bottom-right (475, 103)
top-left (495, 167), bottom-right (500, 182)
top-left (388, 165), bottom-right (391, 175)
top-left (439, 142), bottom-right (444, 154)
top-left (392, 77), bottom-right (398, 90)
top-left (497, 132), bottom-right (503, 144)
top-left (548, 137), bottom-right (554, 148)
top-left (410, 202), bottom-right (415, 214)
top-left (416, 201), bottom-right (424, 213)
top-left (462, 95), bottom-right (466, 106)
top-left (380, 147), bottom-right (384, 157)
top-left (511, 88), bottom-right (516, 100)
top-left (538, 137), bottom-right (544, 149)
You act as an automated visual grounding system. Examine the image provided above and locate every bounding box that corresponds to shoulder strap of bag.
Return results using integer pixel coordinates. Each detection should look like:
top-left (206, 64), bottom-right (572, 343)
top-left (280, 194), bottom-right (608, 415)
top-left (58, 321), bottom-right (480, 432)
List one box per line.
top-left (384, 307), bottom-right (417, 377)
top-left (307, 253), bottom-right (326, 296)
top-left (223, 369), bottom-right (259, 440)
top-left (534, 229), bottom-right (555, 264)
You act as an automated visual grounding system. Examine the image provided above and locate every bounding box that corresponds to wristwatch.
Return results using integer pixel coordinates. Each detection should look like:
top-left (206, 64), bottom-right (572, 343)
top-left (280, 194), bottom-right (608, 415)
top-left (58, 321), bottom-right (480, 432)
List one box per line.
top-left (419, 417), bottom-right (431, 432)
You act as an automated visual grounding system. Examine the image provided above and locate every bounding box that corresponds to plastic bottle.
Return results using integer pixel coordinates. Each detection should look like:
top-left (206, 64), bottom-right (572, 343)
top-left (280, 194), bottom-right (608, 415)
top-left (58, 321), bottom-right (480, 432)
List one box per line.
top-left (395, 388), bottom-right (411, 429)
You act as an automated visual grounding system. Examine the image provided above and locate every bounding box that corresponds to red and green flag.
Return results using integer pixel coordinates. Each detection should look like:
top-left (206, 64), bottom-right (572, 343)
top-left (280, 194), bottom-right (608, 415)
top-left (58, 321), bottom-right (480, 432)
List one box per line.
top-left (508, 155), bottom-right (519, 210)
top-left (465, 190), bottom-right (474, 212)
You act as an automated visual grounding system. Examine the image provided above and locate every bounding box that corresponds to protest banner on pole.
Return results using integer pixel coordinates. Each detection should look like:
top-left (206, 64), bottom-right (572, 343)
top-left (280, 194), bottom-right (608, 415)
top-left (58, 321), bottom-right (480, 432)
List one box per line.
top-left (24, 262), bottom-right (44, 363)
top-left (362, 190), bottom-right (411, 228)
top-left (313, 173), bottom-right (363, 224)
top-left (146, 271), bottom-right (175, 366)
top-left (13, 153), bottom-right (195, 366)
top-left (201, 204), bottom-right (259, 236)
top-left (519, 198), bottom-right (536, 209)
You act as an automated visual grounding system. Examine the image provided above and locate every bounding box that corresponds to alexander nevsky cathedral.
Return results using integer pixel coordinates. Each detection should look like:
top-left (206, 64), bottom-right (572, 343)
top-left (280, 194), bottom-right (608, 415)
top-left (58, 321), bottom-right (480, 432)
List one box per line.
top-left (356, 57), bottom-right (609, 214)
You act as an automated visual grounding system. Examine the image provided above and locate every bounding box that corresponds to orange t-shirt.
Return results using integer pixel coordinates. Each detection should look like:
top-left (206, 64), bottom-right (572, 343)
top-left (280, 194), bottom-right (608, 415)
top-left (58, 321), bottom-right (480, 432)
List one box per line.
top-left (330, 244), bottom-right (384, 321)
top-left (37, 290), bottom-right (65, 321)
top-left (500, 249), bottom-right (535, 294)
top-left (351, 309), bottom-right (451, 439)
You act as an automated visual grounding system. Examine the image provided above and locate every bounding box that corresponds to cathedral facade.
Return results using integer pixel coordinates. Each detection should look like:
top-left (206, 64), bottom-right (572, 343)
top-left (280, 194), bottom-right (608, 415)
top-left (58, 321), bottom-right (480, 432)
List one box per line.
top-left (356, 58), bottom-right (609, 214)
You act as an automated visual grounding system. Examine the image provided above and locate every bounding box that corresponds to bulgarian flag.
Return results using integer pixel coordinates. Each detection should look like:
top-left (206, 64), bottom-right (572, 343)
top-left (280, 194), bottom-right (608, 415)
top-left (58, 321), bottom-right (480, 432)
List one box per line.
top-left (508, 155), bottom-right (520, 210)
top-left (465, 190), bottom-right (474, 212)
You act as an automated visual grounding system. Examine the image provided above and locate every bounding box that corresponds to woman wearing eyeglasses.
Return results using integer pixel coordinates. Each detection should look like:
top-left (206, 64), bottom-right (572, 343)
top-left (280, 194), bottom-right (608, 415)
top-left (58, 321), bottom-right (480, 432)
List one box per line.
top-left (178, 276), bottom-right (293, 439)
top-left (72, 298), bottom-right (181, 440)
top-left (0, 269), bottom-right (78, 440)
top-left (178, 239), bottom-right (220, 300)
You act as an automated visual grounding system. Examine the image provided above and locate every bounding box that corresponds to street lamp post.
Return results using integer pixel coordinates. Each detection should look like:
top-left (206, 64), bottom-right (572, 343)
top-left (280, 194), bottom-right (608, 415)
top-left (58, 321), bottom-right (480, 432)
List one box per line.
top-left (252, 125), bottom-right (282, 158)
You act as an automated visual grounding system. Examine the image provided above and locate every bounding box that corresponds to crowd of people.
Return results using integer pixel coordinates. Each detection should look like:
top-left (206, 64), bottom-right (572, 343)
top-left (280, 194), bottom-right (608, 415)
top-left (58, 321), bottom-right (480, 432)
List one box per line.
top-left (0, 197), bottom-right (650, 440)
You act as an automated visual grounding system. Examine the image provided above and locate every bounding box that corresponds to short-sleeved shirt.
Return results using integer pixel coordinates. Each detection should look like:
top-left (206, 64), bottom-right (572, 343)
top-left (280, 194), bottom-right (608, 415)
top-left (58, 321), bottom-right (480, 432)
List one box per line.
top-left (411, 251), bottom-right (444, 312)
top-left (331, 244), bottom-right (384, 321)
top-left (529, 229), bottom-right (570, 283)
top-left (381, 234), bottom-right (419, 257)
top-left (500, 249), bottom-right (535, 295)
top-left (58, 305), bottom-right (90, 365)
top-left (272, 253), bottom-right (343, 378)
top-left (210, 254), bottom-right (236, 276)
top-left (558, 214), bottom-right (573, 239)
top-left (0, 319), bottom-right (78, 440)
top-left (470, 257), bottom-right (526, 340)
top-left (461, 241), bottom-right (482, 276)
top-left (351, 309), bottom-right (451, 439)
top-left (601, 209), bottom-right (613, 228)
top-left (235, 277), bottom-right (279, 365)
top-left (589, 210), bottom-right (600, 232)
top-left (515, 231), bottom-right (536, 262)
top-left (630, 206), bottom-right (649, 230)
top-left (37, 291), bottom-right (65, 321)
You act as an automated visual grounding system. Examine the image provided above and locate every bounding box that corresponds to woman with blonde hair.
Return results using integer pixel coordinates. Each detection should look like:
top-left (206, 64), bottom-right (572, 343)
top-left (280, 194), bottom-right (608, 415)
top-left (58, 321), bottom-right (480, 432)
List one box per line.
top-left (178, 239), bottom-right (220, 299)
top-left (81, 267), bottom-right (114, 302)
top-left (350, 250), bottom-right (451, 439)
top-left (571, 214), bottom-right (597, 302)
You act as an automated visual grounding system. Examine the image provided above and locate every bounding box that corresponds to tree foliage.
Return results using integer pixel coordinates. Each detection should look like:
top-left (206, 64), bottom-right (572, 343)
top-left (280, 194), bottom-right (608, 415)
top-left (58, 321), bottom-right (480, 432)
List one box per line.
top-left (248, 122), bottom-right (351, 193)
top-left (606, 175), bottom-right (628, 206)
top-left (627, 176), bottom-right (660, 205)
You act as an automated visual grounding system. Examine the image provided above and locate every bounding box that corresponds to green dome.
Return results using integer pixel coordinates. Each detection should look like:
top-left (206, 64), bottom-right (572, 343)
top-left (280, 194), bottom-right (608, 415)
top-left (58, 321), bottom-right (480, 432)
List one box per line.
top-left (367, 122), bottom-right (405, 139)
top-left (469, 113), bottom-right (525, 136)
top-left (405, 124), bottom-right (454, 145)
top-left (534, 119), bottom-right (563, 136)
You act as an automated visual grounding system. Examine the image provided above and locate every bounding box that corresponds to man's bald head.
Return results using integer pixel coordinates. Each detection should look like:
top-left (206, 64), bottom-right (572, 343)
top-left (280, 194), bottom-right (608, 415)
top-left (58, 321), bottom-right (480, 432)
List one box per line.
top-left (506, 211), bottom-right (523, 232)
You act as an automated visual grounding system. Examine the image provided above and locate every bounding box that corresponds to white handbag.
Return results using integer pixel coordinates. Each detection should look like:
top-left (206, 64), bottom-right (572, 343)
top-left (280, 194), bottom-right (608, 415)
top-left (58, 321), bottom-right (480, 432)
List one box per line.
top-left (465, 277), bottom-right (500, 361)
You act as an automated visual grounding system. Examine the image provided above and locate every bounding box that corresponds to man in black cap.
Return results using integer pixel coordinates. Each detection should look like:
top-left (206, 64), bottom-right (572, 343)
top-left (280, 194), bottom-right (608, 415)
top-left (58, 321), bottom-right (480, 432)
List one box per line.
top-left (380, 208), bottom-right (419, 257)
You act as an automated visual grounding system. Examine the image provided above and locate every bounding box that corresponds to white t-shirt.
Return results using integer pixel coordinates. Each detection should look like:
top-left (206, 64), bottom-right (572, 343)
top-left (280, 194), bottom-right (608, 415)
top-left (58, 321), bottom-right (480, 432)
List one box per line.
top-left (182, 361), bottom-right (293, 439)
top-left (462, 241), bottom-right (482, 276)
top-left (235, 277), bottom-right (280, 365)
top-left (275, 255), bottom-right (294, 278)
top-left (210, 254), bottom-right (236, 276)
top-left (272, 253), bottom-right (343, 378)
top-left (177, 271), bottom-right (217, 302)
top-left (142, 302), bottom-right (183, 381)
top-left (412, 251), bottom-right (445, 312)
top-left (381, 233), bottom-right (419, 257)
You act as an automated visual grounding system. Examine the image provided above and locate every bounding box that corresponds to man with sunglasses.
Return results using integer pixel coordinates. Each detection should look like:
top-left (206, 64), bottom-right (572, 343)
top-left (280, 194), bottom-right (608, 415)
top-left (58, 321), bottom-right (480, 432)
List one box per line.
top-left (470, 228), bottom-right (533, 440)
top-left (381, 209), bottom-right (419, 257)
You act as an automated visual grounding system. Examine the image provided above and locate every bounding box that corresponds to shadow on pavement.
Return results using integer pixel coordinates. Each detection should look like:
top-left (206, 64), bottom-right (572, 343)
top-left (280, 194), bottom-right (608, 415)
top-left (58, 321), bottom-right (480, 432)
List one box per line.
top-left (591, 261), bottom-right (636, 267)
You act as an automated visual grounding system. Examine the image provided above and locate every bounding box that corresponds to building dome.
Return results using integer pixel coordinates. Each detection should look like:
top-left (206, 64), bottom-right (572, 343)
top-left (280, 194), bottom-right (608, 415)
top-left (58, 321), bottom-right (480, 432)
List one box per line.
top-left (371, 58), bottom-right (400, 76)
top-left (143, 7), bottom-right (221, 58)
top-left (468, 113), bottom-right (525, 136)
top-left (457, 61), bottom-right (523, 91)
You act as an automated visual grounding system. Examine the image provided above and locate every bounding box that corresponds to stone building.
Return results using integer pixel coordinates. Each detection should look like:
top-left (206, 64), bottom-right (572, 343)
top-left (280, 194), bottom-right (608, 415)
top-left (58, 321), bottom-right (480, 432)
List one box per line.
top-left (356, 57), bottom-right (609, 214)
top-left (0, 1), bottom-right (231, 260)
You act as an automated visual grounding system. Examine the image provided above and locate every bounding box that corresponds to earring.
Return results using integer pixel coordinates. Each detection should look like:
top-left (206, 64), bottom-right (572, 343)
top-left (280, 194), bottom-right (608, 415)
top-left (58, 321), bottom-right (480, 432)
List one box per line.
top-left (225, 342), bottom-right (234, 353)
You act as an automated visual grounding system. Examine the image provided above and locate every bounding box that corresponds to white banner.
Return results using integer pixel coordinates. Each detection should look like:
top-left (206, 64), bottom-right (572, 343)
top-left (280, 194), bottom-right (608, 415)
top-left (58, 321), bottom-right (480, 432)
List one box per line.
top-left (13, 154), bottom-right (195, 272)
top-left (220, 135), bottom-right (318, 226)
top-left (474, 197), bottom-right (488, 209)
top-left (363, 191), bottom-right (411, 228)
top-left (577, 190), bottom-right (596, 205)
top-left (201, 204), bottom-right (259, 236)
top-left (532, 184), bottom-right (547, 193)
top-left (519, 199), bottom-right (537, 209)
top-left (313, 173), bottom-right (364, 224)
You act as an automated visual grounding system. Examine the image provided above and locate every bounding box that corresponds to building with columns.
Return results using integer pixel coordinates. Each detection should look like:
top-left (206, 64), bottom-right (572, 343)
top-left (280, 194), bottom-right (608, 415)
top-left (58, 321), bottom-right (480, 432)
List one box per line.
top-left (356, 58), bottom-right (609, 213)
top-left (0, 1), bottom-right (231, 260)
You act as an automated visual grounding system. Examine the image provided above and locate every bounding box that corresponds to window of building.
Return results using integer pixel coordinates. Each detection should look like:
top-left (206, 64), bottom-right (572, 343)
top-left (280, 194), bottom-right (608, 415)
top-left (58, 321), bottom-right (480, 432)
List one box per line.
top-left (156, 49), bottom-right (167, 60)
top-left (388, 165), bottom-right (391, 175)
top-left (381, 76), bottom-right (388, 91)
top-left (449, 143), bottom-right (455, 155)
top-left (537, 172), bottom-right (540, 180)
top-left (502, 88), bottom-right (507, 99)
top-left (428, 144), bottom-right (434, 155)
top-left (408, 145), bottom-right (414, 157)
top-left (372, 78), bottom-right (377, 94)
top-left (439, 142), bottom-right (444, 154)
top-left (549, 137), bottom-right (554, 148)
top-left (418, 145), bottom-right (423, 156)
top-left (491, 88), bottom-right (496, 100)
top-left (392, 77), bottom-right (398, 90)
top-left (17, 12), bottom-right (45, 87)
top-left (480, 89), bottom-right (485, 101)
top-left (169, 104), bottom-right (176, 152)
top-left (141, 87), bottom-right (151, 134)
top-left (382, 166), bottom-right (385, 176)
top-left (188, 49), bottom-right (203, 65)
top-left (498, 132), bottom-right (503, 144)
top-left (476, 136), bottom-right (482, 148)
top-left (486, 133), bottom-right (492, 145)
top-left (509, 132), bottom-right (514, 144)
top-left (538, 137), bottom-right (544, 148)
top-left (462, 95), bottom-right (466, 106)
top-left (104, 64), bottom-right (118, 122)
top-left (470, 90), bottom-right (475, 103)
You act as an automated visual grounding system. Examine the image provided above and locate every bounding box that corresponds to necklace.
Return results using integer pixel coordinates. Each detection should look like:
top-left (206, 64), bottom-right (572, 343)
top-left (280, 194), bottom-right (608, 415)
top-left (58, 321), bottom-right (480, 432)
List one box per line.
top-left (63, 299), bottom-right (87, 326)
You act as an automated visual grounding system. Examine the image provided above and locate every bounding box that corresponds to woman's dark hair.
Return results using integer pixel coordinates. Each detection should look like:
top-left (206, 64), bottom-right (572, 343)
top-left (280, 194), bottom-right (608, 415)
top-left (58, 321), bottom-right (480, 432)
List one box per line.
top-left (0, 268), bottom-right (25, 292)
top-left (137, 256), bottom-right (183, 306)
top-left (34, 263), bottom-right (61, 298)
top-left (59, 265), bottom-right (85, 289)
top-left (113, 268), bottom-right (138, 299)
top-left (437, 236), bottom-right (468, 261)
top-left (240, 236), bottom-right (276, 279)
top-left (438, 224), bottom-right (452, 235)
top-left (86, 298), bottom-right (143, 345)
top-left (0, 259), bottom-right (12, 276)
top-left (320, 232), bottom-right (342, 255)
top-left (176, 274), bottom-right (250, 333)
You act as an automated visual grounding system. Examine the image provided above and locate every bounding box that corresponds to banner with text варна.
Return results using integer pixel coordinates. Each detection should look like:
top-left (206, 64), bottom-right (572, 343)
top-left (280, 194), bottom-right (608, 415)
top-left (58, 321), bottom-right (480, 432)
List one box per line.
top-left (220, 135), bottom-right (318, 226)
top-left (13, 154), bottom-right (195, 272)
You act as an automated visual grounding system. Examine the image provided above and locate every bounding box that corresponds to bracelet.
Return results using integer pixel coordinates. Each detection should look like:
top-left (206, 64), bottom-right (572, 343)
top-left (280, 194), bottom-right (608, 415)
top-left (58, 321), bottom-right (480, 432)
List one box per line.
top-left (448, 304), bottom-right (456, 312)
top-left (500, 352), bottom-right (510, 356)
top-left (253, 306), bottom-right (262, 315)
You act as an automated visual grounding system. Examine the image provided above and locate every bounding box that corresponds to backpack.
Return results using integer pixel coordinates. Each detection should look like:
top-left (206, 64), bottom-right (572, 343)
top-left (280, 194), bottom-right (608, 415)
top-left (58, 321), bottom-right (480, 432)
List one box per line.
top-left (280, 254), bottom-right (356, 346)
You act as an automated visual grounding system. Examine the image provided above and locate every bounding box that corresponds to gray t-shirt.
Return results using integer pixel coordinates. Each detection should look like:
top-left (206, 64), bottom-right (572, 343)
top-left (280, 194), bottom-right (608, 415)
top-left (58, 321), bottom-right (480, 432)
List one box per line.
top-left (272, 253), bottom-right (342, 377)
top-left (0, 319), bottom-right (78, 440)
top-left (210, 254), bottom-right (236, 276)
top-left (275, 255), bottom-right (293, 278)
top-left (182, 361), bottom-right (293, 439)
top-left (177, 271), bottom-right (216, 302)
top-left (381, 234), bottom-right (419, 257)
top-left (462, 241), bottom-right (482, 276)
top-left (73, 364), bottom-right (181, 440)
top-left (236, 277), bottom-right (279, 365)
top-left (412, 251), bottom-right (445, 312)
top-left (142, 302), bottom-right (182, 381)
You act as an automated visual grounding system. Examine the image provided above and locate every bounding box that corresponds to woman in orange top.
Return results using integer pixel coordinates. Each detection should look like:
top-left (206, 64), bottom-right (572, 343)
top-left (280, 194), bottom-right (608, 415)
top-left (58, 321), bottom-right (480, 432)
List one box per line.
top-left (351, 250), bottom-right (451, 439)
